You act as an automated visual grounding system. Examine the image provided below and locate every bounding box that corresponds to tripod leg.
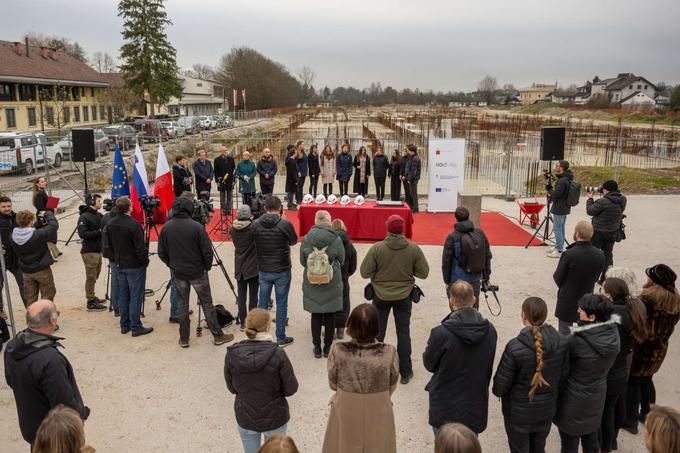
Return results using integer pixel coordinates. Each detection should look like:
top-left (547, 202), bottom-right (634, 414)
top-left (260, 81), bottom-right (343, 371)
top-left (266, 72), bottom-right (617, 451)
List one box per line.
top-left (196, 304), bottom-right (203, 337)
top-left (65, 224), bottom-right (79, 246)
top-left (525, 215), bottom-right (550, 249)
top-left (155, 280), bottom-right (172, 310)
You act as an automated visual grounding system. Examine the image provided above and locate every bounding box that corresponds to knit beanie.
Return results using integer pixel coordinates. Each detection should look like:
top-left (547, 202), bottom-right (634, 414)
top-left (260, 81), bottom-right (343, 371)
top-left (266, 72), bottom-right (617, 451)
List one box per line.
top-left (386, 215), bottom-right (405, 235)
top-left (602, 180), bottom-right (619, 192)
top-left (646, 264), bottom-right (677, 291)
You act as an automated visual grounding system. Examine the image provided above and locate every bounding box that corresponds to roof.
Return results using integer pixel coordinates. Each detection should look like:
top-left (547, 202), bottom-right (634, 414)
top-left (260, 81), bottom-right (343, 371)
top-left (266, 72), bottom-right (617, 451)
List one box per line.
top-left (620, 91), bottom-right (655, 104)
top-left (100, 72), bottom-right (125, 88)
top-left (518, 84), bottom-right (557, 92)
top-left (0, 40), bottom-right (108, 86)
top-left (605, 75), bottom-right (657, 92)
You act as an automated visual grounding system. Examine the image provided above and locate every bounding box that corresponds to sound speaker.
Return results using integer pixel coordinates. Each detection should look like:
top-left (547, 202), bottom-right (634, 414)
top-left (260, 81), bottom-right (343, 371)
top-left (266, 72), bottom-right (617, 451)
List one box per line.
top-left (72, 128), bottom-right (95, 162)
top-left (540, 126), bottom-right (565, 161)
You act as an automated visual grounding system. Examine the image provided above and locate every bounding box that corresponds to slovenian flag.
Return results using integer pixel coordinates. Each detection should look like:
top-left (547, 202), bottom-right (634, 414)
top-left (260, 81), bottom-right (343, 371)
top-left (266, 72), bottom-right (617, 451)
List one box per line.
top-left (130, 144), bottom-right (150, 224)
top-left (152, 142), bottom-right (173, 223)
top-left (111, 144), bottom-right (130, 199)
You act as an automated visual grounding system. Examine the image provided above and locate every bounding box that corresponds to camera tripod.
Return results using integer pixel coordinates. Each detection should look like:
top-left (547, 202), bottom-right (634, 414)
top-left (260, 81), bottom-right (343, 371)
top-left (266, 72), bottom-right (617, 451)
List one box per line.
top-left (525, 160), bottom-right (556, 248)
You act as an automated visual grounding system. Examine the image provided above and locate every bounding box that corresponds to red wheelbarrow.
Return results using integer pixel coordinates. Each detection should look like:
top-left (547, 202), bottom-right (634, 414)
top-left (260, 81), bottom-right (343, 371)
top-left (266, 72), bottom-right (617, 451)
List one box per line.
top-left (516, 197), bottom-right (545, 229)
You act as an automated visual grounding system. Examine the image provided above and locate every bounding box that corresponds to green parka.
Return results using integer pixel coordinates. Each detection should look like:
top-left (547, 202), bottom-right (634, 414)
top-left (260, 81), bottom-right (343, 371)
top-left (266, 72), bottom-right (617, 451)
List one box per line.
top-left (300, 225), bottom-right (345, 313)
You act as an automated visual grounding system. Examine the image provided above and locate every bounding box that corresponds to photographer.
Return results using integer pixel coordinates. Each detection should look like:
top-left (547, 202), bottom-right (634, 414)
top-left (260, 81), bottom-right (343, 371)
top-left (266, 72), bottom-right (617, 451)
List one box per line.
top-left (235, 151), bottom-right (257, 207)
top-left (441, 206), bottom-right (492, 310)
top-left (214, 146), bottom-right (235, 215)
top-left (547, 160), bottom-right (574, 258)
top-left (586, 180), bottom-right (627, 277)
top-left (0, 196), bottom-right (27, 312)
top-left (77, 195), bottom-right (106, 312)
top-left (172, 156), bottom-right (193, 198)
top-left (10, 210), bottom-right (58, 305)
top-left (103, 197), bottom-right (152, 337)
top-left (257, 148), bottom-right (277, 196)
top-left (158, 196), bottom-right (233, 348)
top-left (193, 150), bottom-right (214, 201)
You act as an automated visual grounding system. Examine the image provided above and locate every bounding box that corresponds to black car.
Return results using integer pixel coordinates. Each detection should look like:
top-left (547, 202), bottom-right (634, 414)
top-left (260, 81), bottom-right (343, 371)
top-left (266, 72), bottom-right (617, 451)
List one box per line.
top-left (103, 124), bottom-right (139, 150)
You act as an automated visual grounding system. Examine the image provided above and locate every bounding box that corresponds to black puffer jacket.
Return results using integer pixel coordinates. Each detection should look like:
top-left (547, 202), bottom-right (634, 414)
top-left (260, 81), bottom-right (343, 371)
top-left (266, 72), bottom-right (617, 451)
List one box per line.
top-left (257, 157), bottom-right (277, 185)
top-left (10, 212), bottom-right (58, 274)
top-left (424, 307), bottom-right (497, 433)
top-left (77, 205), bottom-right (103, 254)
top-left (103, 212), bottom-right (148, 269)
top-left (100, 210), bottom-right (117, 261)
top-left (308, 152), bottom-right (320, 177)
top-left (373, 154), bottom-right (389, 179)
top-left (553, 241), bottom-right (605, 322)
top-left (554, 316), bottom-right (620, 436)
top-left (550, 170), bottom-right (573, 216)
top-left (158, 197), bottom-right (212, 281)
top-left (492, 325), bottom-right (569, 432)
top-left (172, 163), bottom-right (193, 198)
top-left (252, 213), bottom-right (297, 273)
top-left (0, 211), bottom-right (19, 271)
top-left (4, 330), bottom-right (90, 444)
top-left (224, 338), bottom-right (298, 432)
top-left (606, 301), bottom-right (636, 396)
top-left (229, 219), bottom-right (258, 281)
top-left (586, 192), bottom-right (627, 233)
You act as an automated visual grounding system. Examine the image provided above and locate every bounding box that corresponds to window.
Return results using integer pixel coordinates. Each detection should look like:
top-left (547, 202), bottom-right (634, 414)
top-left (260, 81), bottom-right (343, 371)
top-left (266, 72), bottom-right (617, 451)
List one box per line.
top-left (57, 87), bottom-right (70, 101)
top-left (71, 87), bottom-right (80, 101)
top-left (100, 105), bottom-right (106, 121)
top-left (91, 87), bottom-right (95, 97)
top-left (5, 109), bottom-right (16, 128)
top-left (27, 107), bottom-right (37, 126)
top-left (92, 105), bottom-right (97, 121)
top-left (637, 84), bottom-right (642, 90)
top-left (80, 87), bottom-right (85, 97)
top-left (39, 86), bottom-right (54, 101)
top-left (46, 107), bottom-right (54, 125)
top-left (83, 106), bottom-right (89, 121)
top-left (63, 107), bottom-right (70, 123)
top-left (0, 83), bottom-right (15, 101)
top-left (629, 85), bottom-right (633, 89)
top-left (74, 106), bottom-right (80, 122)
top-left (19, 84), bottom-right (36, 101)
top-left (196, 82), bottom-right (203, 87)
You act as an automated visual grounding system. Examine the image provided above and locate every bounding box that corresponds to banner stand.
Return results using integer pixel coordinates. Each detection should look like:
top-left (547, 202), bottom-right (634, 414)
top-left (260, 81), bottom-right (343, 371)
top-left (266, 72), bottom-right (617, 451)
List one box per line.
top-left (427, 138), bottom-right (466, 212)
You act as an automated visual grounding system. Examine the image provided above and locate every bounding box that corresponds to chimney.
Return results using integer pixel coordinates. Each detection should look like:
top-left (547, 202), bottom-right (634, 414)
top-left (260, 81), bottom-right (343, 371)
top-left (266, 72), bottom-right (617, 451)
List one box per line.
top-left (25, 37), bottom-right (29, 57)
top-left (13, 41), bottom-right (21, 55)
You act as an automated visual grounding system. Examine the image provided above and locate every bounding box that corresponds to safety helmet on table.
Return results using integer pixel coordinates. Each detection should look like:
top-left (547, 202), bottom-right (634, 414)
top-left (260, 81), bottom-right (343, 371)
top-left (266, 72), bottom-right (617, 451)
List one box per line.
top-left (315, 194), bottom-right (326, 204)
top-left (340, 195), bottom-right (351, 205)
top-left (327, 194), bottom-right (338, 205)
top-left (354, 195), bottom-right (365, 206)
top-left (302, 193), bottom-right (314, 204)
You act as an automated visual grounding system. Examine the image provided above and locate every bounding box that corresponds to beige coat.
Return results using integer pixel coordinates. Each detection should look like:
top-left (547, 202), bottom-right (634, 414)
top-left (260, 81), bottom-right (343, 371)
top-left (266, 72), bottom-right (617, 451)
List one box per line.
top-left (321, 155), bottom-right (336, 185)
top-left (323, 340), bottom-right (399, 453)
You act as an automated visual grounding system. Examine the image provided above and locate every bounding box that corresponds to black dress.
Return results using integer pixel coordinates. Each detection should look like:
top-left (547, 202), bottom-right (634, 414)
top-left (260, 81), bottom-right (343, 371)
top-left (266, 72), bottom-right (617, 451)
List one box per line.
top-left (388, 160), bottom-right (402, 201)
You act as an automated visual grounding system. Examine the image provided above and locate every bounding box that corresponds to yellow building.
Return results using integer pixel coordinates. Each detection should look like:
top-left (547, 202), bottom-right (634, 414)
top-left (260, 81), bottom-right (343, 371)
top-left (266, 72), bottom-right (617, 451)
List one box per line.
top-left (0, 39), bottom-right (111, 133)
top-left (518, 83), bottom-right (558, 105)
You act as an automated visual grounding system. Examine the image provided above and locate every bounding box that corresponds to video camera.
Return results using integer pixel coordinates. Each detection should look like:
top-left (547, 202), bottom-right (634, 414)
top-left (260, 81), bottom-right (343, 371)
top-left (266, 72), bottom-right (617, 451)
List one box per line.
top-left (584, 186), bottom-right (603, 194)
top-left (140, 195), bottom-right (161, 219)
top-left (103, 198), bottom-right (115, 212)
top-left (542, 169), bottom-right (555, 190)
top-left (481, 279), bottom-right (501, 316)
top-left (192, 198), bottom-right (214, 225)
top-left (481, 280), bottom-right (499, 293)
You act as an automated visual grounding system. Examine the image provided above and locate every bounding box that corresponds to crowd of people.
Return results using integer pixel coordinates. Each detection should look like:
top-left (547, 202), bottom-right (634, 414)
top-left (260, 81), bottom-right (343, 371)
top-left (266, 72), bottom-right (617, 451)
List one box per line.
top-left (0, 148), bottom-right (678, 453)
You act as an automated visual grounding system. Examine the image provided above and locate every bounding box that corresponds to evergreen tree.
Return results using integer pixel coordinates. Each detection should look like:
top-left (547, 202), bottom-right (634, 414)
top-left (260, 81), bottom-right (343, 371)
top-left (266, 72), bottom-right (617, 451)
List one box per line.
top-left (670, 85), bottom-right (680, 112)
top-left (118, 0), bottom-right (182, 115)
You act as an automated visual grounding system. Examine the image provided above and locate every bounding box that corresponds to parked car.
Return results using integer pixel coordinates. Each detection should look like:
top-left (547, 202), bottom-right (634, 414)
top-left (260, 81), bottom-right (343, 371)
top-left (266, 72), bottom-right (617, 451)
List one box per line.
top-left (198, 116), bottom-right (214, 130)
top-left (132, 119), bottom-right (169, 143)
top-left (0, 132), bottom-right (64, 175)
top-left (103, 124), bottom-right (139, 150)
top-left (162, 121), bottom-right (186, 138)
top-left (57, 128), bottom-right (111, 160)
top-left (222, 115), bottom-right (234, 127)
top-left (177, 116), bottom-right (201, 134)
top-left (211, 115), bottom-right (225, 128)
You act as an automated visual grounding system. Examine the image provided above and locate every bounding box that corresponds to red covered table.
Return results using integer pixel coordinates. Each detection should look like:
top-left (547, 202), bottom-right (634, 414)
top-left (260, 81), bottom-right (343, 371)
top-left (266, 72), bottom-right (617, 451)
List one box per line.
top-left (298, 201), bottom-right (414, 240)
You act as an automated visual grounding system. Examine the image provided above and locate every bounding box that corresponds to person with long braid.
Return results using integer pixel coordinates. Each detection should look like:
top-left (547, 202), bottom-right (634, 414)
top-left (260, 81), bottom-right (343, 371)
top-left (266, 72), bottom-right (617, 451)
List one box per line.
top-left (492, 297), bottom-right (569, 453)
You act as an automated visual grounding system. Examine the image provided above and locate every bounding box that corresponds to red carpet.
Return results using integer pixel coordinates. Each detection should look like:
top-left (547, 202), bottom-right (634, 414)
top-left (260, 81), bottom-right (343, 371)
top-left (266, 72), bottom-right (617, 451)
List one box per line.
top-left (149, 210), bottom-right (542, 247)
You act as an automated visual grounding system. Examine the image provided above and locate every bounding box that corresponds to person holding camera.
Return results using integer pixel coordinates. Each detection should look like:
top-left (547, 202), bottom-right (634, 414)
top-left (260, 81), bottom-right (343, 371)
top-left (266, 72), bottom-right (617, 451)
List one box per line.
top-left (236, 151), bottom-right (257, 207)
top-left (547, 160), bottom-right (574, 258)
top-left (0, 196), bottom-right (27, 312)
top-left (193, 149), bottom-right (213, 201)
top-left (360, 214), bottom-right (429, 384)
top-left (257, 148), bottom-right (277, 196)
top-left (102, 197), bottom-right (152, 337)
top-left (214, 146), bottom-right (236, 215)
top-left (77, 194), bottom-right (106, 312)
top-left (158, 196), bottom-right (233, 348)
top-left (441, 206), bottom-right (492, 310)
top-left (586, 180), bottom-right (627, 278)
top-left (10, 210), bottom-right (58, 305)
top-left (32, 177), bottom-right (61, 259)
top-left (424, 280), bottom-right (497, 436)
top-left (172, 156), bottom-right (193, 198)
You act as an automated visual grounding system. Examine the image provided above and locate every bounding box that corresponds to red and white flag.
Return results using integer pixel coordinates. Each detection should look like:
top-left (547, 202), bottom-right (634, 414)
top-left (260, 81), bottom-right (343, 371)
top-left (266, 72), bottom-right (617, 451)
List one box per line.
top-left (233, 89), bottom-right (238, 107)
top-left (152, 142), bottom-right (173, 223)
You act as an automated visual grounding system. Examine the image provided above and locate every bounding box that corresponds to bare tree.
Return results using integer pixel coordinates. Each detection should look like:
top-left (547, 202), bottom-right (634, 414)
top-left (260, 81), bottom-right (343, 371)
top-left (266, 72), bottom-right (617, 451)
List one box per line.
top-left (191, 63), bottom-right (215, 80)
top-left (25, 32), bottom-right (87, 62)
top-left (91, 51), bottom-right (117, 73)
top-left (296, 66), bottom-right (316, 102)
top-left (477, 75), bottom-right (499, 104)
top-left (38, 84), bottom-right (72, 134)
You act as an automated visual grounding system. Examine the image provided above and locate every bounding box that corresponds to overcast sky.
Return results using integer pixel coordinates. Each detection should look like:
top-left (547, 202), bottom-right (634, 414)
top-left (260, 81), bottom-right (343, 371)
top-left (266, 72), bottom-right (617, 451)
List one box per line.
top-left (6, 0), bottom-right (680, 91)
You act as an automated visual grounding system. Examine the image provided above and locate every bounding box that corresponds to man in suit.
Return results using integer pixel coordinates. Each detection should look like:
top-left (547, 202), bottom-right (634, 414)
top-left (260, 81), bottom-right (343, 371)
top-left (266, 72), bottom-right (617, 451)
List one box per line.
top-left (214, 146), bottom-right (236, 215)
top-left (193, 149), bottom-right (214, 202)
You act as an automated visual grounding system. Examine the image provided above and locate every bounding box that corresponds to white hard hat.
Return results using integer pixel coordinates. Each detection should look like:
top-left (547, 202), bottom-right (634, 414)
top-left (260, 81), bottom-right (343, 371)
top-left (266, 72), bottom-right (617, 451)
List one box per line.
top-left (354, 195), bottom-right (365, 206)
top-left (315, 194), bottom-right (327, 204)
top-left (340, 195), bottom-right (351, 205)
top-left (327, 194), bottom-right (338, 205)
top-left (302, 193), bottom-right (314, 204)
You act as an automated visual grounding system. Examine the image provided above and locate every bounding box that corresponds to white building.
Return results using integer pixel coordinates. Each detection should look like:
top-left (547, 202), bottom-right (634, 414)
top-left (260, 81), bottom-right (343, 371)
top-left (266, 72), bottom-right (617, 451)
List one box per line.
top-left (605, 74), bottom-right (656, 104)
top-left (165, 75), bottom-right (226, 116)
top-left (620, 91), bottom-right (656, 109)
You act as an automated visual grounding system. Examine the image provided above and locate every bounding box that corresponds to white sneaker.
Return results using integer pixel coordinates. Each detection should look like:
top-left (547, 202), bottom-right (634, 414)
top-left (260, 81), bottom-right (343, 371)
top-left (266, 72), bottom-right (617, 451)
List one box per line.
top-left (548, 250), bottom-right (562, 258)
top-left (545, 247), bottom-right (556, 255)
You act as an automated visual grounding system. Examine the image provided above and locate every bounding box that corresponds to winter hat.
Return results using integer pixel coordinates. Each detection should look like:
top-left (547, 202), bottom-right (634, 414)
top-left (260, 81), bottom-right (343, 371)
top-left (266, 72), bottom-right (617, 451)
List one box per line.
top-left (386, 215), bottom-right (405, 235)
top-left (602, 180), bottom-right (619, 192)
top-left (646, 264), bottom-right (677, 291)
top-left (237, 205), bottom-right (252, 220)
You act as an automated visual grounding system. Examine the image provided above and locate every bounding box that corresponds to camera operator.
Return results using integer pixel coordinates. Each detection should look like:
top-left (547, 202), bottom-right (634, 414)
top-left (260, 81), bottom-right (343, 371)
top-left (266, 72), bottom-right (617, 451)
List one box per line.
top-left (103, 197), bottom-right (152, 337)
top-left (441, 206), bottom-right (492, 310)
top-left (235, 150), bottom-right (257, 207)
top-left (101, 199), bottom-right (119, 316)
top-left (172, 156), bottom-right (193, 198)
top-left (586, 180), bottom-right (627, 278)
top-left (10, 210), bottom-right (59, 305)
top-left (158, 196), bottom-right (233, 348)
top-left (214, 146), bottom-right (235, 215)
top-left (0, 196), bottom-right (27, 313)
top-left (546, 160), bottom-right (574, 258)
top-left (193, 149), bottom-right (213, 202)
top-left (77, 194), bottom-right (106, 312)
top-left (257, 147), bottom-right (277, 196)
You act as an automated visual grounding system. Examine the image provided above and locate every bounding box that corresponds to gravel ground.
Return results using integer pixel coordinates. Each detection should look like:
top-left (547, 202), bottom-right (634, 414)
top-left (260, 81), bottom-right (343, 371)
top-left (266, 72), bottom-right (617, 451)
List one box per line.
top-left (1, 194), bottom-right (678, 452)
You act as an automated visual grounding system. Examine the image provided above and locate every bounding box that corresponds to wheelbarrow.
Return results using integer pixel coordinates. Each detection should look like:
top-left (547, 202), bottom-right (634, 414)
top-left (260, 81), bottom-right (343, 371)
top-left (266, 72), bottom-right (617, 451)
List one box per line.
top-left (516, 197), bottom-right (545, 229)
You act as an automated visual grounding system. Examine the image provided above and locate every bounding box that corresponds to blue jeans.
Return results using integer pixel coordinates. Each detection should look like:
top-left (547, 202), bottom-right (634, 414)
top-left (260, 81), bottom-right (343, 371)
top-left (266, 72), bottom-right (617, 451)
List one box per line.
top-left (117, 267), bottom-right (146, 332)
top-left (553, 214), bottom-right (567, 252)
top-left (170, 275), bottom-right (179, 318)
top-left (257, 270), bottom-right (291, 341)
top-left (110, 263), bottom-right (119, 311)
top-left (237, 423), bottom-right (287, 453)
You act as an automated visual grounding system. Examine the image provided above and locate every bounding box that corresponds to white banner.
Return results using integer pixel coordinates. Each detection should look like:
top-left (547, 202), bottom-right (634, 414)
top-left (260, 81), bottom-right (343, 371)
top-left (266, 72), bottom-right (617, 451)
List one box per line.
top-left (427, 138), bottom-right (466, 212)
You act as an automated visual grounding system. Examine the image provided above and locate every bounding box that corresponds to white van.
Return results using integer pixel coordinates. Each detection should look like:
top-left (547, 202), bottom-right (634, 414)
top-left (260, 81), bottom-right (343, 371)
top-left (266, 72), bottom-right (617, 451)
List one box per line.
top-left (0, 132), bottom-right (64, 175)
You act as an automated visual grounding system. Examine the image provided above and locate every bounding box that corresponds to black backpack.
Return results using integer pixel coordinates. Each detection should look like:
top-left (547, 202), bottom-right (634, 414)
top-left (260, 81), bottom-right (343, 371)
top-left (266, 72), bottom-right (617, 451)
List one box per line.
top-left (458, 230), bottom-right (486, 274)
top-left (214, 305), bottom-right (235, 328)
top-left (567, 180), bottom-right (581, 207)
